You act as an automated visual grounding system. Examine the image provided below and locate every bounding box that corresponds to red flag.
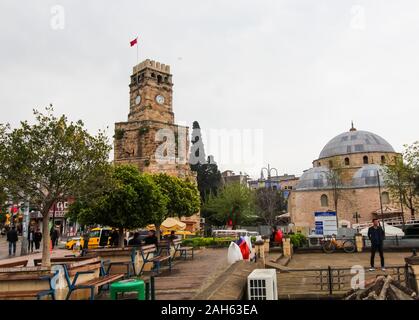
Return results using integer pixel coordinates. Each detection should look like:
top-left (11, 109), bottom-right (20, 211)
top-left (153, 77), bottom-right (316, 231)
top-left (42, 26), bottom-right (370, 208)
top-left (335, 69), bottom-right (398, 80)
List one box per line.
top-left (130, 37), bottom-right (138, 47)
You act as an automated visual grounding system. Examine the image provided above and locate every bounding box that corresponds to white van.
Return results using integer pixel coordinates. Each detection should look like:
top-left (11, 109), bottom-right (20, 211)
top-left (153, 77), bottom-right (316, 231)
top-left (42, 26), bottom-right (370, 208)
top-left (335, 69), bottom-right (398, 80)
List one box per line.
top-left (212, 229), bottom-right (259, 238)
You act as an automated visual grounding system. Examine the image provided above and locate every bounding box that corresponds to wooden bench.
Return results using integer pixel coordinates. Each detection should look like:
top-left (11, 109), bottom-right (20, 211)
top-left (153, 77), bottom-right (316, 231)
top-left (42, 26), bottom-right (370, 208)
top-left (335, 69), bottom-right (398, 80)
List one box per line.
top-left (172, 239), bottom-right (194, 260)
top-left (61, 257), bottom-right (125, 300)
top-left (33, 256), bottom-right (94, 267)
top-left (0, 267), bottom-right (59, 300)
top-left (0, 259), bottom-right (28, 268)
top-left (139, 244), bottom-right (171, 275)
top-left (85, 247), bottom-right (137, 278)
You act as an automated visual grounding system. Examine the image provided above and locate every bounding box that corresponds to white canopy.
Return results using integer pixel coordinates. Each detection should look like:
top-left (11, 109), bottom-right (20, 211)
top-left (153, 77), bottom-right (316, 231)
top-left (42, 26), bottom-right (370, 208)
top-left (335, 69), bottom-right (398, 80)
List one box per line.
top-left (360, 223), bottom-right (405, 237)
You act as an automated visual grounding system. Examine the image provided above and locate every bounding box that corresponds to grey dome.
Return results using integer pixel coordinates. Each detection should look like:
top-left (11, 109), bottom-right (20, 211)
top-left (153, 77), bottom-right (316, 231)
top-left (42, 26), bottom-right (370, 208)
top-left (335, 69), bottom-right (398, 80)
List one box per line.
top-left (352, 164), bottom-right (387, 188)
top-left (296, 167), bottom-right (331, 191)
top-left (319, 130), bottom-right (395, 159)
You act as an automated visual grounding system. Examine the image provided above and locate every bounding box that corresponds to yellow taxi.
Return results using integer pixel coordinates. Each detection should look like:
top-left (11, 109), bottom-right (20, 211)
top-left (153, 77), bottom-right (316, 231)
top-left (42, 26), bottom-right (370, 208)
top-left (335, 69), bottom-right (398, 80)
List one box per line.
top-left (65, 227), bottom-right (112, 250)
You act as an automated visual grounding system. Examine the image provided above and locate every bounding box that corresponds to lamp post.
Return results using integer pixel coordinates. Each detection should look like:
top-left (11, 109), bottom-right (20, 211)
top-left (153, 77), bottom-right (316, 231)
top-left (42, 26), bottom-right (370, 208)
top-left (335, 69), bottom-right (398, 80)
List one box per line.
top-left (20, 199), bottom-right (30, 256)
top-left (377, 169), bottom-right (386, 233)
top-left (353, 212), bottom-right (361, 232)
top-left (261, 164), bottom-right (279, 190)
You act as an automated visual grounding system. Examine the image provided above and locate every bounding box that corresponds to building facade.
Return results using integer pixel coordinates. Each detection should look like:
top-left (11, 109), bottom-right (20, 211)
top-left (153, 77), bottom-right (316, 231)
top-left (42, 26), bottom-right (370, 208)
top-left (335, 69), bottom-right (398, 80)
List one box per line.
top-left (221, 170), bottom-right (249, 186)
top-left (289, 125), bottom-right (406, 233)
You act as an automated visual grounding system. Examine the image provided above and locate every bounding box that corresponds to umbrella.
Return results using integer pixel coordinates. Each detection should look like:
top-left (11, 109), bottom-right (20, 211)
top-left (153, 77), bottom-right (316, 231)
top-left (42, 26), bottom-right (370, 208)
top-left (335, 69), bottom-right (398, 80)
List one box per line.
top-left (147, 217), bottom-right (186, 232)
top-left (360, 223), bottom-right (405, 237)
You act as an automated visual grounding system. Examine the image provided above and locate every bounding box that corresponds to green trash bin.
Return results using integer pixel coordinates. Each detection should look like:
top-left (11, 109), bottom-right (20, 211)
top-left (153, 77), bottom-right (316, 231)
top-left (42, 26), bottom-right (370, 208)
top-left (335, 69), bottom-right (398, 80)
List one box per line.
top-left (110, 279), bottom-right (145, 300)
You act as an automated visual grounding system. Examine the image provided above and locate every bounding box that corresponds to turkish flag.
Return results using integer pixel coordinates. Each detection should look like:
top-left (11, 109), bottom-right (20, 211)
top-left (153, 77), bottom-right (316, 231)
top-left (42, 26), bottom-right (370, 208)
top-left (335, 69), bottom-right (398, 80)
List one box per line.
top-left (239, 241), bottom-right (250, 260)
top-left (130, 37), bottom-right (138, 47)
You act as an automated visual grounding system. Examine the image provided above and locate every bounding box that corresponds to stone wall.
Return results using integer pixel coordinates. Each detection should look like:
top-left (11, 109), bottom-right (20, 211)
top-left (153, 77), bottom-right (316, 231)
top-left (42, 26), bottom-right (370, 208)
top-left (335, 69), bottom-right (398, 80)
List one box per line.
top-left (289, 186), bottom-right (412, 230)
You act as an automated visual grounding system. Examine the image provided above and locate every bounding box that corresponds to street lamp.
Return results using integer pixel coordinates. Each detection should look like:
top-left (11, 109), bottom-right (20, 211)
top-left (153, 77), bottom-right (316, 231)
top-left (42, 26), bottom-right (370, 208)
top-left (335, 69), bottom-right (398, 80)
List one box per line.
top-left (261, 164), bottom-right (279, 190)
top-left (377, 169), bottom-right (386, 233)
top-left (353, 212), bottom-right (361, 232)
top-left (353, 212), bottom-right (361, 224)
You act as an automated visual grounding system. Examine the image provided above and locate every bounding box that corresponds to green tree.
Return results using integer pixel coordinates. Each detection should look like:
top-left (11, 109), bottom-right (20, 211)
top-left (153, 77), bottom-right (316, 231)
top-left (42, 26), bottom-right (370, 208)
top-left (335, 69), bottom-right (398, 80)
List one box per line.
top-left (0, 106), bottom-right (111, 266)
top-left (68, 165), bottom-right (169, 247)
top-left (150, 174), bottom-right (200, 241)
top-left (204, 182), bottom-right (255, 228)
top-left (384, 142), bottom-right (419, 217)
top-left (189, 120), bottom-right (222, 203)
top-left (196, 157), bottom-right (222, 203)
top-left (189, 121), bottom-right (207, 171)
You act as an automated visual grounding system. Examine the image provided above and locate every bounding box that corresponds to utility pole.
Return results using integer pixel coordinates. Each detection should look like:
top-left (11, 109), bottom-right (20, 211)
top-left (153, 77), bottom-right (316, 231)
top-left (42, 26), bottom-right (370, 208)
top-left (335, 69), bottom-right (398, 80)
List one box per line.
top-left (20, 199), bottom-right (30, 256)
top-left (377, 169), bottom-right (386, 233)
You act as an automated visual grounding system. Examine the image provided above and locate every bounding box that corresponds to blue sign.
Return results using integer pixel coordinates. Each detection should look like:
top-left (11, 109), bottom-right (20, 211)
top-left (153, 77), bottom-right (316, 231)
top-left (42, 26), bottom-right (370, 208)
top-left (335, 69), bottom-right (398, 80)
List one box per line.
top-left (315, 221), bottom-right (323, 235)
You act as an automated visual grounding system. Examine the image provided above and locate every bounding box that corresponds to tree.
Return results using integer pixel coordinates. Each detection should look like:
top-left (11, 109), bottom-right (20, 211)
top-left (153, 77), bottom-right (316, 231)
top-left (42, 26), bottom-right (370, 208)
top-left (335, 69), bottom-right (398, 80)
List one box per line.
top-left (384, 142), bottom-right (419, 217)
top-left (68, 165), bottom-right (169, 247)
top-left (189, 121), bottom-right (222, 203)
top-left (204, 182), bottom-right (255, 228)
top-left (150, 174), bottom-right (200, 241)
top-left (196, 156), bottom-right (222, 203)
top-left (326, 158), bottom-right (345, 224)
top-left (0, 106), bottom-right (111, 266)
top-left (189, 121), bottom-right (206, 171)
top-left (254, 188), bottom-right (287, 226)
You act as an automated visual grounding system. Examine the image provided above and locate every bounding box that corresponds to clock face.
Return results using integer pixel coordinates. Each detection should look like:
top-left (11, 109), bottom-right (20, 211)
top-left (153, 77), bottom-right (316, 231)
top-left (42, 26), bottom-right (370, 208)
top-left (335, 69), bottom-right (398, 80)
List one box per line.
top-left (156, 95), bottom-right (165, 105)
top-left (135, 95), bottom-right (141, 105)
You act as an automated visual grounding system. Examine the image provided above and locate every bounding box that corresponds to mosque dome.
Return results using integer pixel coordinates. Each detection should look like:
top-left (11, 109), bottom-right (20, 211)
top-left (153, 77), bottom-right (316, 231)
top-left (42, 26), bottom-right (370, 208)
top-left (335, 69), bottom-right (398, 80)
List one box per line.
top-left (295, 166), bottom-right (331, 191)
top-left (318, 126), bottom-right (395, 160)
top-left (352, 164), bottom-right (388, 188)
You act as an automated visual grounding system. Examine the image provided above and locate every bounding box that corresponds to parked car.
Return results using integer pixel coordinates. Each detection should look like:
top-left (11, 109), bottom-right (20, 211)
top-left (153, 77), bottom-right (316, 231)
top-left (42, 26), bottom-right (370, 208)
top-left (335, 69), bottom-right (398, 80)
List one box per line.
top-left (403, 225), bottom-right (419, 239)
top-left (65, 227), bottom-right (112, 249)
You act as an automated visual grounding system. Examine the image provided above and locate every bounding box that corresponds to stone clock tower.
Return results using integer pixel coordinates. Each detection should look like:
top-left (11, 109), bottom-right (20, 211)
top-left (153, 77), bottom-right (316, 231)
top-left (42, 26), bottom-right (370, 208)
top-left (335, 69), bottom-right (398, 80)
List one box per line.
top-left (114, 59), bottom-right (194, 180)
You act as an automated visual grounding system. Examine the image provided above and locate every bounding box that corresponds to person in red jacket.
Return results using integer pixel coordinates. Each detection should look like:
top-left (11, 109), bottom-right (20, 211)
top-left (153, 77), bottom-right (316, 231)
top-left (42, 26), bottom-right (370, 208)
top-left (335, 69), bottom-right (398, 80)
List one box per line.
top-left (274, 228), bottom-right (283, 244)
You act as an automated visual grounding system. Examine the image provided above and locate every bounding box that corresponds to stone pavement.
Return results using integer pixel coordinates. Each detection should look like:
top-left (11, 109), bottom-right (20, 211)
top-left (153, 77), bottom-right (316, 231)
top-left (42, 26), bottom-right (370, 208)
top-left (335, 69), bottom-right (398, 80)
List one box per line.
top-left (153, 248), bottom-right (230, 300)
top-left (0, 236), bottom-right (69, 265)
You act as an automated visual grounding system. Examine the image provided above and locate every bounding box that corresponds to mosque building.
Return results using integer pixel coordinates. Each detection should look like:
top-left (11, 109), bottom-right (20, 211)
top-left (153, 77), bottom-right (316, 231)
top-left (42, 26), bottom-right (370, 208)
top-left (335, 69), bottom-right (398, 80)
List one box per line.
top-left (289, 124), bottom-right (405, 233)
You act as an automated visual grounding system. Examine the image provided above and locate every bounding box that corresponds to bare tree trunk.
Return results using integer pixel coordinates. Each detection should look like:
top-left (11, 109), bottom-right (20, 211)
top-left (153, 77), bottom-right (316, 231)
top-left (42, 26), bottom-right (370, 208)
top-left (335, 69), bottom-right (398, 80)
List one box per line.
top-left (118, 227), bottom-right (124, 248)
top-left (41, 213), bottom-right (51, 267)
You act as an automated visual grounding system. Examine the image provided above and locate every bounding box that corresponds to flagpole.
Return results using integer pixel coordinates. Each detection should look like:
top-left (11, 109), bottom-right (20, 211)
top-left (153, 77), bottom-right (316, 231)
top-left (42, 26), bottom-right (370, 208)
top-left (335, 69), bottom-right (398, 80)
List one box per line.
top-left (136, 36), bottom-right (139, 65)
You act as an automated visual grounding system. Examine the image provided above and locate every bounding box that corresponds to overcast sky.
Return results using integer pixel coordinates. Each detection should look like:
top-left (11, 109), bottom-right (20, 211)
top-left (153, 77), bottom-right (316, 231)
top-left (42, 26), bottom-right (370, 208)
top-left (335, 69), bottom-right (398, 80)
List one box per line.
top-left (1, 0), bottom-right (418, 179)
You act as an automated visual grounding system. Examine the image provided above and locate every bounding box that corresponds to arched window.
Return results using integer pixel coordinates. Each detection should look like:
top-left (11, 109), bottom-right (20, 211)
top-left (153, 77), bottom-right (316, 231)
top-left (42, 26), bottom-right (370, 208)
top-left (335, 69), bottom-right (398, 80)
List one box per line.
top-left (329, 160), bottom-right (334, 168)
top-left (363, 156), bottom-right (369, 164)
top-left (381, 156), bottom-right (386, 164)
top-left (318, 162), bottom-right (321, 167)
top-left (157, 75), bottom-right (162, 84)
top-left (381, 192), bottom-right (390, 205)
top-left (344, 157), bottom-right (350, 166)
top-left (320, 194), bottom-right (329, 207)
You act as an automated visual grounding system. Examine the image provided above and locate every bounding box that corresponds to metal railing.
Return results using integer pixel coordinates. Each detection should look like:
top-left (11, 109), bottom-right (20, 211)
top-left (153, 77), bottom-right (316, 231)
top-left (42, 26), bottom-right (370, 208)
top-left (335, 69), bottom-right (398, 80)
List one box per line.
top-left (353, 217), bottom-right (419, 230)
top-left (277, 264), bottom-right (416, 296)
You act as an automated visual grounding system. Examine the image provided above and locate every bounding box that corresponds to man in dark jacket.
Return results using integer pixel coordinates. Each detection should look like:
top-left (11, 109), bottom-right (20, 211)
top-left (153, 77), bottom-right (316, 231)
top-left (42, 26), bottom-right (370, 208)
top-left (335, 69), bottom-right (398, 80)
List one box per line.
top-left (50, 227), bottom-right (59, 249)
top-left (368, 218), bottom-right (385, 271)
top-left (144, 230), bottom-right (158, 246)
top-left (7, 226), bottom-right (18, 256)
top-left (34, 228), bottom-right (42, 251)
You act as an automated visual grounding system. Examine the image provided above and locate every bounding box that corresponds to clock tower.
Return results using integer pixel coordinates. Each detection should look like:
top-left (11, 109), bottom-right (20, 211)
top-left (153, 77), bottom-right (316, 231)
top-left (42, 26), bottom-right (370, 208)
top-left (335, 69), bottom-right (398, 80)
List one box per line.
top-left (114, 59), bottom-right (195, 180)
top-left (128, 59), bottom-right (174, 124)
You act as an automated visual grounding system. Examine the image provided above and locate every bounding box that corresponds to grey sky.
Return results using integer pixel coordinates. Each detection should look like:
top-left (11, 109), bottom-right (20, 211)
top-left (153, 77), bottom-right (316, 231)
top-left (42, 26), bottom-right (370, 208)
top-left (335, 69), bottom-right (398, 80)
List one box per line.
top-left (1, 0), bottom-right (418, 179)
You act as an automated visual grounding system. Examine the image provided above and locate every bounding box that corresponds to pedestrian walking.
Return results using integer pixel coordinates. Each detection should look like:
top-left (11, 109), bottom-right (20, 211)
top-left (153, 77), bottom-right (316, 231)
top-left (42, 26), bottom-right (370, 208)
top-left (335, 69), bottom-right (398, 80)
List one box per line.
top-left (7, 226), bottom-right (18, 256)
top-left (368, 218), bottom-right (386, 271)
top-left (50, 227), bottom-right (58, 249)
top-left (28, 227), bottom-right (35, 253)
top-left (34, 228), bottom-right (42, 251)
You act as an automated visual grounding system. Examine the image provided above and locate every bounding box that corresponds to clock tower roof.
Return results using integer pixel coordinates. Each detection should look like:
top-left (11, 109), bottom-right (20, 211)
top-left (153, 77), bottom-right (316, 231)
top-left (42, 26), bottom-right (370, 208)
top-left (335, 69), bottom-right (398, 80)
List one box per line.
top-left (133, 59), bottom-right (171, 75)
